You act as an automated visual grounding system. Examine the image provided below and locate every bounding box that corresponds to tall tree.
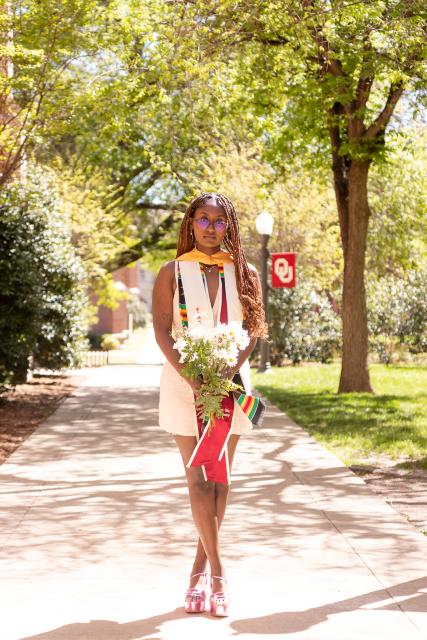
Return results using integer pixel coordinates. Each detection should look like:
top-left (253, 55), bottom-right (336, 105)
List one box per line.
top-left (173, 0), bottom-right (427, 392)
top-left (31, 0), bottom-right (238, 259)
top-left (0, 0), bottom-right (103, 185)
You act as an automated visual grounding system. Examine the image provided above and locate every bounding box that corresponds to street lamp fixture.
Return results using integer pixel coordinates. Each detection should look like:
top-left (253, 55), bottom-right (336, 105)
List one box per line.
top-left (255, 211), bottom-right (274, 236)
top-left (255, 210), bottom-right (274, 373)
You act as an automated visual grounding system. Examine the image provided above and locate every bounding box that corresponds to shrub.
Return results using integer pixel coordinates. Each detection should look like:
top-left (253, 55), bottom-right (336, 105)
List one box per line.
top-left (268, 276), bottom-right (341, 365)
top-left (400, 269), bottom-right (427, 354)
top-left (0, 167), bottom-right (88, 385)
top-left (367, 270), bottom-right (427, 363)
top-left (86, 330), bottom-right (103, 350)
top-left (100, 334), bottom-right (120, 351)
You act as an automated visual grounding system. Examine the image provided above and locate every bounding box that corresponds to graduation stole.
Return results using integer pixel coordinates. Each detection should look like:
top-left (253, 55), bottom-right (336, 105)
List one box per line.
top-left (177, 247), bottom-right (234, 266)
top-left (176, 255), bottom-right (265, 484)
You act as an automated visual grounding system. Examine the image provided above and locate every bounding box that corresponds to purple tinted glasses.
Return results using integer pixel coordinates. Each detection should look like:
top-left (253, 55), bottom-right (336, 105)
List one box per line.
top-left (194, 216), bottom-right (227, 233)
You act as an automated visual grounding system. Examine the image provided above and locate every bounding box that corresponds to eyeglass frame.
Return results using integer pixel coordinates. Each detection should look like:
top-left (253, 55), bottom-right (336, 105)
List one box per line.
top-left (192, 215), bottom-right (228, 233)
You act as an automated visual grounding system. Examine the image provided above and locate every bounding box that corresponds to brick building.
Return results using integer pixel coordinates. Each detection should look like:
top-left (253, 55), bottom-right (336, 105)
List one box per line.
top-left (90, 260), bottom-right (155, 335)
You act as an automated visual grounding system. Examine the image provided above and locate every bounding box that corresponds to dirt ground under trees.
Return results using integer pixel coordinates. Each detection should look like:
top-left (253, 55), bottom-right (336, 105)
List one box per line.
top-left (0, 373), bottom-right (82, 465)
top-left (0, 372), bottom-right (426, 535)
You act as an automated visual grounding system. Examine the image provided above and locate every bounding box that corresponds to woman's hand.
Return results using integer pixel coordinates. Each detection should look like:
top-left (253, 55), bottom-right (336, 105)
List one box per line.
top-left (182, 373), bottom-right (204, 395)
top-left (219, 365), bottom-right (238, 380)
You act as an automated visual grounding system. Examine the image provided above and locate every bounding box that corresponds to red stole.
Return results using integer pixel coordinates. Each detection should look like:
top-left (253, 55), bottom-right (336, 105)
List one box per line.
top-left (186, 270), bottom-right (235, 484)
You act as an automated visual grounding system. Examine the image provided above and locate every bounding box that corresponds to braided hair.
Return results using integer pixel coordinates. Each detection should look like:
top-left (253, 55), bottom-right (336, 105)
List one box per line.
top-left (176, 192), bottom-right (269, 340)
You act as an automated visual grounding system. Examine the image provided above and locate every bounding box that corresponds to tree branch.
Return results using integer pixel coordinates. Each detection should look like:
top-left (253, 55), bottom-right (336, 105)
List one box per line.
top-left (103, 211), bottom-right (179, 272)
top-left (363, 81), bottom-right (405, 139)
top-left (300, 0), bottom-right (352, 115)
top-left (114, 166), bottom-right (162, 198)
top-left (136, 201), bottom-right (185, 211)
top-left (250, 35), bottom-right (289, 46)
top-left (328, 101), bottom-right (350, 256)
top-left (354, 36), bottom-right (374, 112)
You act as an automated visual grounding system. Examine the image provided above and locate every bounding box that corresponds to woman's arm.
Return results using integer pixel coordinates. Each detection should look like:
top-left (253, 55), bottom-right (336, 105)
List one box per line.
top-left (152, 261), bottom-right (202, 393)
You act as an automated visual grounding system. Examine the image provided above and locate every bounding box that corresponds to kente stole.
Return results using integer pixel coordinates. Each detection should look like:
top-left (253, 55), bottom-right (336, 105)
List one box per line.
top-left (176, 256), bottom-right (265, 484)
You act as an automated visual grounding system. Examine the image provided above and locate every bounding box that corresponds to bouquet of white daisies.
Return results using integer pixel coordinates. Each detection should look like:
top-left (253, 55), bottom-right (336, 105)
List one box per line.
top-left (173, 311), bottom-right (250, 428)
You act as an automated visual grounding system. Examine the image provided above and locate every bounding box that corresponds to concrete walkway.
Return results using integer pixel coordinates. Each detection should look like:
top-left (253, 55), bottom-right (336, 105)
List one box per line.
top-left (0, 363), bottom-right (426, 640)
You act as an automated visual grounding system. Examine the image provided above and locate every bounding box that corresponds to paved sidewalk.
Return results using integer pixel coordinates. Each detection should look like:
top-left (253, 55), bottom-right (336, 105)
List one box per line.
top-left (0, 363), bottom-right (426, 640)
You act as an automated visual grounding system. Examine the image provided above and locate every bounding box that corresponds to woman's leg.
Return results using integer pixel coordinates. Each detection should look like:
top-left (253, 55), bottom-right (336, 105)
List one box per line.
top-left (190, 435), bottom-right (240, 583)
top-left (175, 434), bottom-right (240, 591)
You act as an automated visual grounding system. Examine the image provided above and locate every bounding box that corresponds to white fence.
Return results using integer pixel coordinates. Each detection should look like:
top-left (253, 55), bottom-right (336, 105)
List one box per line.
top-left (82, 350), bottom-right (109, 367)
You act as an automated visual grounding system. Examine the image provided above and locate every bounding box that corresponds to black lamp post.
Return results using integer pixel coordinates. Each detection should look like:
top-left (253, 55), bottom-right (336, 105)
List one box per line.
top-left (255, 211), bottom-right (274, 373)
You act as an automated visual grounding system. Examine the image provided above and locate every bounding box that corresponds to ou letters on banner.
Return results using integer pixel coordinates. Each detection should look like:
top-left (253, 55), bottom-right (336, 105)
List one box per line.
top-left (271, 253), bottom-right (296, 288)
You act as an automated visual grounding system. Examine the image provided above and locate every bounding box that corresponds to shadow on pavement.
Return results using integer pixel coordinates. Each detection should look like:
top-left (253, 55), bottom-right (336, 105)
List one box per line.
top-left (231, 575), bottom-right (427, 635)
top-left (1, 385), bottom-right (425, 576)
top-left (17, 576), bottom-right (427, 638)
top-left (18, 607), bottom-right (186, 640)
top-left (2, 365), bottom-right (426, 640)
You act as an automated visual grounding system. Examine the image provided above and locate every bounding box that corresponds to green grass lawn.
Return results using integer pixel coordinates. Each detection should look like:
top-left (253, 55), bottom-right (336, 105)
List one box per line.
top-left (251, 363), bottom-right (427, 470)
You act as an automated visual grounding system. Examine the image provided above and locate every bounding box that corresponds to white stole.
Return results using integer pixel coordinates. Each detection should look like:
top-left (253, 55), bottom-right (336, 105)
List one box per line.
top-left (177, 261), bottom-right (251, 394)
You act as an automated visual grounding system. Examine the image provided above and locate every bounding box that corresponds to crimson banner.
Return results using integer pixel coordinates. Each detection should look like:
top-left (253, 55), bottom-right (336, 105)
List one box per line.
top-left (271, 252), bottom-right (296, 288)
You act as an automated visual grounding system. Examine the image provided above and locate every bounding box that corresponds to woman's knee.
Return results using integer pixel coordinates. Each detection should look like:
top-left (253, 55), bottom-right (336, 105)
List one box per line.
top-left (215, 482), bottom-right (230, 499)
top-left (186, 469), bottom-right (215, 496)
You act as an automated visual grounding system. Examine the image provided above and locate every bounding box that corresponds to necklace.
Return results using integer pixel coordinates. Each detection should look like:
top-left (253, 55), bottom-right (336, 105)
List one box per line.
top-left (201, 263), bottom-right (217, 273)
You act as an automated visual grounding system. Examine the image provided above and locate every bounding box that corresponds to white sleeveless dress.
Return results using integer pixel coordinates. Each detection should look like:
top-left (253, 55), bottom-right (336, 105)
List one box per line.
top-left (158, 260), bottom-right (253, 436)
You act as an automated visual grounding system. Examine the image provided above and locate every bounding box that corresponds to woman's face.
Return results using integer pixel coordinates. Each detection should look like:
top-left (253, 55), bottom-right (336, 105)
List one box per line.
top-left (192, 200), bottom-right (228, 250)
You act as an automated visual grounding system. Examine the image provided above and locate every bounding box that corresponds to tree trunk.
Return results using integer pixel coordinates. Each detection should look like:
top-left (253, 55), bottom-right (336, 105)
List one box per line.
top-left (337, 159), bottom-right (373, 392)
top-left (0, 2), bottom-right (24, 184)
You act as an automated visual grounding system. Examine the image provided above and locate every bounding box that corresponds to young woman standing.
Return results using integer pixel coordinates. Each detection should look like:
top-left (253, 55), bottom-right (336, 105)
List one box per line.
top-left (152, 192), bottom-right (268, 616)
